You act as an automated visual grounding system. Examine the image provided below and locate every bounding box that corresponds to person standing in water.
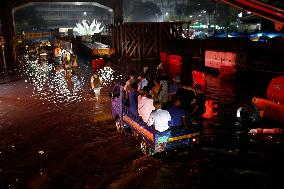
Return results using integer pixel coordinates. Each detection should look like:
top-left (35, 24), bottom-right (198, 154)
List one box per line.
top-left (90, 71), bottom-right (102, 101)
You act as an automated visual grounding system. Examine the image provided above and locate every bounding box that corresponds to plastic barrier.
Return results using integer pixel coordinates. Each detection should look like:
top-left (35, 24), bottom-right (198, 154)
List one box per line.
top-left (91, 58), bottom-right (105, 71)
top-left (160, 52), bottom-right (167, 64)
top-left (267, 76), bottom-right (284, 105)
top-left (202, 100), bottom-right (218, 119)
top-left (192, 70), bottom-right (206, 92)
top-left (222, 52), bottom-right (236, 67)
top-left (167, 54), bottom-right (182, 78)
top-left (249, 128), bottom-right (283, 134)
top-left (219, 65), bottom-right (236, 75)
top-left (205, 50), bottom-right (238, 69)
top-left (252, 97), bottom-right (284, 123)
top-left (205, 50), bottom-right (220, 69)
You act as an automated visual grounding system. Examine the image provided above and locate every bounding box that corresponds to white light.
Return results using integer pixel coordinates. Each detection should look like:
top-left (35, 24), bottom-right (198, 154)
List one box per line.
top-left (97, 67), bottom-right (115, 86)
top-left (237, 107), bottom-right (243, 118)
top-left (74, 19), bottom-right (104, 36)
top-left (165, 12), bottom-right (169, 16)
top-left (238, 12), bottom-right (243, 18)
top-left (83, 12), bottom-right (87, 16)
top-left (190, 15), bottom-right (193, 18)
top-left (198, 14), bottom-right (202, 17)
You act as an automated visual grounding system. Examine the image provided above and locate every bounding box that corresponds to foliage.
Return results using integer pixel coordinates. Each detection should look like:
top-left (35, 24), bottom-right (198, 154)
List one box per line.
top-left (175, 4), bottom-right (192, 19)
top-left (129, 1), bottom-right (161, 22)
top-left (215, 5), bottom-right (239, 29)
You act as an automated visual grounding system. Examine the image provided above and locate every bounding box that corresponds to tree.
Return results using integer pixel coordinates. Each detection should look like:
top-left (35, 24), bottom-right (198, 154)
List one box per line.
top-left (130, 1), bottom-right (161, 22)
top-left (215, 5), bottom-right (238, 30)
top-left (175, 4), bottom-right (192, 20)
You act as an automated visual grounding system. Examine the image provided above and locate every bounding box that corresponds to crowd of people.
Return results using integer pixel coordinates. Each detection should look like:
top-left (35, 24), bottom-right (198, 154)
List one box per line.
top-left (123, 63), bottom-right (206, 133)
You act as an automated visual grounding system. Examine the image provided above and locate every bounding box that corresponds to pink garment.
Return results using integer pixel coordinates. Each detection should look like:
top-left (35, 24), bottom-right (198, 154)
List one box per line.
top-left (138, 96), bottom-right (155, 123)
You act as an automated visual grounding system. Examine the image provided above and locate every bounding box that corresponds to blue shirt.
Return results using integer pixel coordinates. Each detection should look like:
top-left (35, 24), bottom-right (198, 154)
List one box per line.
top-left (167, 106), bottom-right (186, 127)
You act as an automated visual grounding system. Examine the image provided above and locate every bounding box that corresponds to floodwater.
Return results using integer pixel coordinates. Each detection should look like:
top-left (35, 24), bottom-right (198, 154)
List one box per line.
top-left (0, 58), bottom-right (283, 189)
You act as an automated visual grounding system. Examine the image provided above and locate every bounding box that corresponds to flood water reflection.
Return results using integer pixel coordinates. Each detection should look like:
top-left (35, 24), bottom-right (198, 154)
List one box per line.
top-left (0, 58), bottom-right (283, 189)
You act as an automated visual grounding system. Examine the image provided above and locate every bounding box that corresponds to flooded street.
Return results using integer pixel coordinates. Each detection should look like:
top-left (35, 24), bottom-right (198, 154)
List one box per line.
top-left (0, 58), bottom-right (283, 189)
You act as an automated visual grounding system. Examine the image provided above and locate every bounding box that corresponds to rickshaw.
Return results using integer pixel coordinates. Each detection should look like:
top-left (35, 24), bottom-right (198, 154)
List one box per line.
top-left (110, 84), bottom-right (201, 156)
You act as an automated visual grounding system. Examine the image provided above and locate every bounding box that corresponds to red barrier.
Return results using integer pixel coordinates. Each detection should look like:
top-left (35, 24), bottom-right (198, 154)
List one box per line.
top-left (202, 100), bottom-right (218, 119)
top-left (91, 58), bottom-right (105, 71)
top-left (252, 97), bottom-right (284, 123)
top-left (267, 76), bottom-right (284, 105)
top-left (160, 52), bottom-right (167, 64)
top-left (192, 70), bottom-right (206, 92)
top-left (167, 54), bottom-right (182, 78)
top-left (219, 65), bottom-right (236, 75)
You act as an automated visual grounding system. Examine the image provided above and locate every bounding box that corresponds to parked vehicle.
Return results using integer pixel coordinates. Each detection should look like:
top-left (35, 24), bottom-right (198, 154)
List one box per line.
top-left (110, 84), bottom-right (201, 156)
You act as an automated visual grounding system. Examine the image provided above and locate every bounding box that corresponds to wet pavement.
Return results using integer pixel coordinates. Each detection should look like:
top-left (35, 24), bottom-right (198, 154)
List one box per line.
top-left (0, 57), bottom-right (283, 189)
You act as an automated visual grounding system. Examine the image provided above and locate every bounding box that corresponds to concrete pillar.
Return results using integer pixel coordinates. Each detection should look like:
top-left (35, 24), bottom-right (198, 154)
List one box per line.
top-left (0, 5), bottom-right (16, 68)
top-left (112, 0), bottom-right (123, 24)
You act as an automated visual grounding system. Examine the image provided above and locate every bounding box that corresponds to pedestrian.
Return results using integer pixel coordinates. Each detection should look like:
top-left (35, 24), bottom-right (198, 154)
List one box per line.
top-left (90, 71), bottom-right (102, 101)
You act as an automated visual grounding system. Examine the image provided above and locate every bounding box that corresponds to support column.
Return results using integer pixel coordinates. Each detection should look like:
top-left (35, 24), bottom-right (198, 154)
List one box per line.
top-left (0, 6), bottom-right (16, 68)
top-left (112, 0), bottom-right (123, 24)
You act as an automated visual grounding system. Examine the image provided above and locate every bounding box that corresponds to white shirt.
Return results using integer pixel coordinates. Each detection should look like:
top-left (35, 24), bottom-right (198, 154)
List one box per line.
top-left (138, 78), bottom-right (148, 91)
top-left (138, 96), bottom-right (155, 123)
top-left (147, 109), bottom-right (171, 132)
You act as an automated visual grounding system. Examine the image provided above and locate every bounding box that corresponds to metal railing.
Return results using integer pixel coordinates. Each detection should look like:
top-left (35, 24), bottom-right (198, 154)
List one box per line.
top-left (122, 105), bottom-right (155, 133)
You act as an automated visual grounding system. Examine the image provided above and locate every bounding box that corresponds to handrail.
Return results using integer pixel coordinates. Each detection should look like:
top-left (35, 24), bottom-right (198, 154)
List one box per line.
top-left (249, 0), bottom-right (284, 14)
top-left (220, 0), bottom-right (284, 24)
top-left (122, 105), bottom-right (155, 132)
top-left (235, 0), bottom-right (284, 19)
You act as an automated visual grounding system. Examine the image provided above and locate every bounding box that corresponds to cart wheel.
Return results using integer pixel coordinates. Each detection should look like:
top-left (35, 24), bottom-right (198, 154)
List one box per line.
top-left (115, 116), bottom-right (123, 132)
top-left (140, 138), bottom-right (154, 156)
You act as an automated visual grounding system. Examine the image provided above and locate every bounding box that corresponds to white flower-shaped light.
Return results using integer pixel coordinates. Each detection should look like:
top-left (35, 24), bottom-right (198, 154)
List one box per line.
top-left (74, 19), bottom-right (104, 36)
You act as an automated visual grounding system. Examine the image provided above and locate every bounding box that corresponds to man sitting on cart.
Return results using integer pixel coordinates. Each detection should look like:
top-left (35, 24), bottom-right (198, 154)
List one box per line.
top-left (147, 101), bottom-right (171, 132)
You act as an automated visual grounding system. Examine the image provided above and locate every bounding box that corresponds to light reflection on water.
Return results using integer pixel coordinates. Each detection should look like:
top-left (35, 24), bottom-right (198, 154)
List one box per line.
top-left (24, 59), bottom-right (86, 104)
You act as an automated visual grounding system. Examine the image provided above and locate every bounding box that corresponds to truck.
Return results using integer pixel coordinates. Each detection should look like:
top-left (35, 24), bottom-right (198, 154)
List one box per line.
top-left (110, 84), bottom-right (201, 156)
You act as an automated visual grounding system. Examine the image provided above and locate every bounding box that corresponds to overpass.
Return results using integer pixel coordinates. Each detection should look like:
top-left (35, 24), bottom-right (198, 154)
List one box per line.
top-left (0, 0), bottom-right (123, 68)
top-left (220, 0), bottom-right (284, 31)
